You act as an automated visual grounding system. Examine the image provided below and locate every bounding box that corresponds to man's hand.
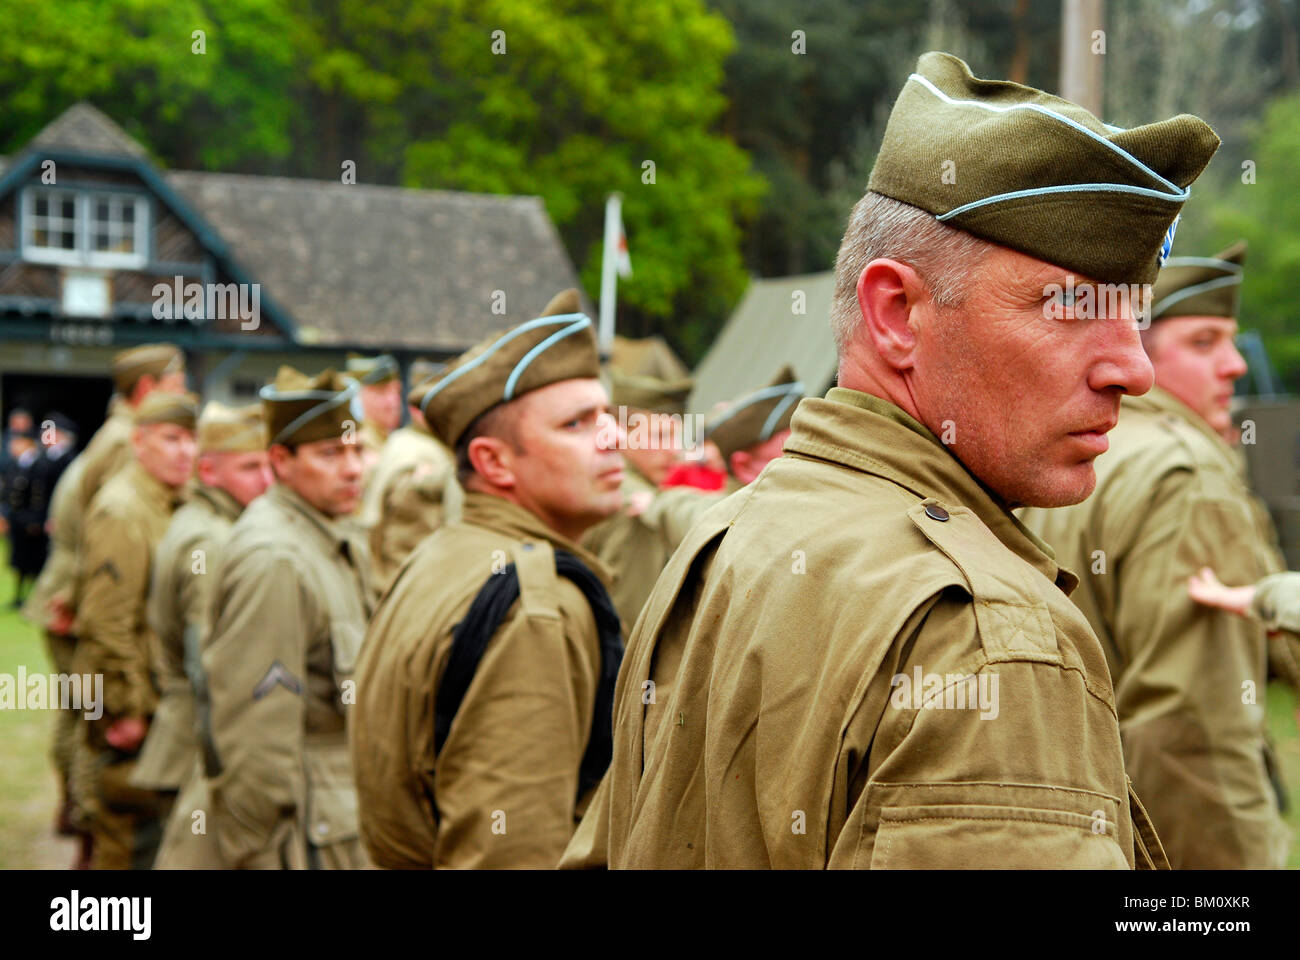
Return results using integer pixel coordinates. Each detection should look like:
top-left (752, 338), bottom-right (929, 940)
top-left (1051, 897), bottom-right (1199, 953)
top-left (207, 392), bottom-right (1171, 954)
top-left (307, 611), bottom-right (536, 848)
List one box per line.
top-left (105, 716), bottom-right (149, 753)
top-left (1188, 566), bottom-right (1256, 618)
top-left (48, 597), bottom-right (74, 635)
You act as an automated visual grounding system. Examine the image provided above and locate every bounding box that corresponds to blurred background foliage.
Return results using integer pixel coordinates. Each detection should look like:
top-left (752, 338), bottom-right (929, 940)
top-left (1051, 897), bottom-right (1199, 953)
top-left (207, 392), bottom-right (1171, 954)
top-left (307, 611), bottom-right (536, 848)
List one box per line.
top-left (0, 0), bottom-right (1296, 382)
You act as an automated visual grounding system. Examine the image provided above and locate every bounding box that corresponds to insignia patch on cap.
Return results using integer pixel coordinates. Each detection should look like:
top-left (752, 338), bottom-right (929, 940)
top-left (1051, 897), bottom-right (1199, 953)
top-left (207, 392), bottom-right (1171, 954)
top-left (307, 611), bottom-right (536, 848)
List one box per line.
top-left (1158, 216), bottom-right (1180, 267)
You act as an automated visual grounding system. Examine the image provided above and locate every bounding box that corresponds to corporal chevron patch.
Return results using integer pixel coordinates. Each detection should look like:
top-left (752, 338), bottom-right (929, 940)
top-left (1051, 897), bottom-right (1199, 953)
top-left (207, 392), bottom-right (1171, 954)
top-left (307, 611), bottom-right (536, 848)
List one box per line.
top-left (252, 660), bottom-right (303, 700)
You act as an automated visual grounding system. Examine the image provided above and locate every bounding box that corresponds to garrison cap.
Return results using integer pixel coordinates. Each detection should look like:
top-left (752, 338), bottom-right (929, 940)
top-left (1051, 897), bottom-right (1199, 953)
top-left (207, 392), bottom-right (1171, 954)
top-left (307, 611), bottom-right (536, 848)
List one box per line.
top-left (1150, 241), bottom-right (1246, 322)
top-left (197, 401), bottom-right (267, 454)
top-left (406, 358), bottom-right (446, 395)
top-left (607, 369), bottom-right (694, 416)
top-left (706, 365), bottom-right (804, 463)
top-left (43, 411), bottom-right (78, 437)
top-left (345, 353), bottom-right (400, 386)
top-left (260, 366), bottom-right (362, 447)
top-left (112, 343), bottom-right (185, 395)
top-left (133, 391), bottom-right (199, 430)
top-left (868, 52), bottom-right (1221, 286)
top-left (418, 289), bottom-right (600, 448)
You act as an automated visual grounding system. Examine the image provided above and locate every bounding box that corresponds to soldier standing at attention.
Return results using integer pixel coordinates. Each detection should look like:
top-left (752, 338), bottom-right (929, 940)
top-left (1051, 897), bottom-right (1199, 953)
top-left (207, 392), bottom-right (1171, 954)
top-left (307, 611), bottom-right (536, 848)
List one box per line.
top-left (133, 402), bottom-right (272, 867)
top-left (563, 51), bottom-right (1219, 869)
top-left (351, 289), bottom-right (625, 868)
top-left (1022, 242), bottom-right (1292, 868)
top-left (582, 367), bottom-right (709, 630)
top-left (72, 391), bottom-right (198, 869)
top-left (345, 352), bottom-right (402, 484)
top-left (702, 366), bottom-right (804, 495)
top-left (199, 368), bottom-right (373, 869)
top-left (74, 344), bottom-right (188, 522)
top-left (358, 359), bottom-right (460, 595)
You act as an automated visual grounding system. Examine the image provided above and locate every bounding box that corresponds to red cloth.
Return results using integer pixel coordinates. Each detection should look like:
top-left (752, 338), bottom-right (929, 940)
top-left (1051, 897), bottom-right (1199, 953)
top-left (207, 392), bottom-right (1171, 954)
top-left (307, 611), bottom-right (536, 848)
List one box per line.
top-left (661, 463), bottom-right (727, 491)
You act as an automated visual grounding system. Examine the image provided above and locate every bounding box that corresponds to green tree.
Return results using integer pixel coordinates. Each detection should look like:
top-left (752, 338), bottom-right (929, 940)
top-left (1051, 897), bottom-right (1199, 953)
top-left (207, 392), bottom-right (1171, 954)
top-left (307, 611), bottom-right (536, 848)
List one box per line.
top-left (0, 0), bottom-right (297, 170)
top-left (1213, 92), bottom-right (1300, 391)
top-left (295, 0), bottom-right (764, 359)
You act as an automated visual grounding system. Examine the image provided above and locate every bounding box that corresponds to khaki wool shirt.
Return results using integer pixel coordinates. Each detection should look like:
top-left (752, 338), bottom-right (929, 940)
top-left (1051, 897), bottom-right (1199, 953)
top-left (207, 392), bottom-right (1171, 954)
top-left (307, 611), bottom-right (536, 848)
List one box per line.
top-left (200, 482), bottom-right (373, 869)
top-left (351, 492), bottom-right (613, 869)
top-left (132, 484), bottom-right (243, 791)
top-left (72, 460), bottom-right (185, 741)
top-left (1021, 387), bottom-right (1290, 869)
top-left (74, 402), bottom-right (134, 540)
top-left (357, 422), bottom-right (460, 596)
top-left (563, 388), bottom-right (1165, 870)
top-left (583, 464), bottom-right (720, 632)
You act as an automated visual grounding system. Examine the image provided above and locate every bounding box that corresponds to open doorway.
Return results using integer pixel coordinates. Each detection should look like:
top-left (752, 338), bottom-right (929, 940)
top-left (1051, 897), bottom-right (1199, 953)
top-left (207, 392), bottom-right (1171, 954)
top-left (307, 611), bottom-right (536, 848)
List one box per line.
top-left (2, 372), bottom-right (114, 454)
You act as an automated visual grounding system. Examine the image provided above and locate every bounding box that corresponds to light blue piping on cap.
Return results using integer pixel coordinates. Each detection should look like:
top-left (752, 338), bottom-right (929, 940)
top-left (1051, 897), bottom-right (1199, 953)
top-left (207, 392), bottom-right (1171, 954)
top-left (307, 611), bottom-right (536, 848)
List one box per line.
top-left (1150, 274), bottom-right (1243, 319)
top-left (705, 381), bottom-right (805, 439)
top-left (418, 313), bottom-right (590, 416)
top-left (935, 181), bottom-right (1188, 223)
top-left (907, 72), bottom-right (1183, 196)
top-left (260, 378), bottom-right (361, 446)
top-left (504, 315), bottom-right (593, 401)
top-left (759, 387), bottom-right (803, 441)
top-left (1161, 256), bottom-right (1243, 274)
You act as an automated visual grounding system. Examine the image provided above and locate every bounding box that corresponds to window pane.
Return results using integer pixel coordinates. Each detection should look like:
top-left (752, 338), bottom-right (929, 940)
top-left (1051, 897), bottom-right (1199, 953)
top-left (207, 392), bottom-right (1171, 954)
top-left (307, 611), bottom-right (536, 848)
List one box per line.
top-left (33, 229), bottom-right (48, 246)
top-left (60, 198), bottom-right (75, 219)
top-left (95, 200), bottom-right (110, 222)
top-left (34, 196), bottom-right (48, 217)
top-left (59, 230), bottom-right (76, 249)
top-left (94, 231), bottom-right (110, 250)
top-left (122, 203), bottom-right (135, 224)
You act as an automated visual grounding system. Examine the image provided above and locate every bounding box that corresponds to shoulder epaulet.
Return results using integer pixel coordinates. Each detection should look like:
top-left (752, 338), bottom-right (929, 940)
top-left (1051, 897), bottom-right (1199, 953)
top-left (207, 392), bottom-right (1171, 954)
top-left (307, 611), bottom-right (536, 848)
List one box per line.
top-left (514, 539), bottom-right (561, 622)
top-left (907, 498), bottom-right (1061, 663)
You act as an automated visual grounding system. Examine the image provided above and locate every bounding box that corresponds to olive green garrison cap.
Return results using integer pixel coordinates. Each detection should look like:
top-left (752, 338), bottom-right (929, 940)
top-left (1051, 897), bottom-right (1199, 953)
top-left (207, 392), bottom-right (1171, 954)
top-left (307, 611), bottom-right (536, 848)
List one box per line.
top-left (607, 369), bottom-right (694, 417)
top-left (133, 390), bottom-right (199, 430)
top-left (868, 52), bottom-right (1221, 285)
top-left (112, 343), bottom-right (185, 395)
top-left (1150, 241), bottom-right (1246, 322)
top-left (345, 353), bottom-right (400, 385)
top-left (197, 401), bottom-right (267, 453)
top-left (417, 288), bottom-right (601, 448)
top-left (260, 366), bottom-right (362, 447)
top-left (706, 365), bottom-right (804, 463)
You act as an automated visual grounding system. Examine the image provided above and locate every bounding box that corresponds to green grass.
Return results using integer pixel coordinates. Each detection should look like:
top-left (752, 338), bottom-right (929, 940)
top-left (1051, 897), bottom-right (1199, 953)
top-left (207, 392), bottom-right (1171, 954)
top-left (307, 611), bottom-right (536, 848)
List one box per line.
top-left (1, 540), bottom-right (1298, 868)
top-left (0, 544), bottom-right (76, 868)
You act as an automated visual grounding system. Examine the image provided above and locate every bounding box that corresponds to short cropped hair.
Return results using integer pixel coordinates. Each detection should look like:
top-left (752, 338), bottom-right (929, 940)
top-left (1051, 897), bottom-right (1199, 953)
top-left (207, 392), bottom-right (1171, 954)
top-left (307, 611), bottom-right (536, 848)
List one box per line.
top-left (829, 192), bottom-right (993, 352)
top-left (455, 402), bottom-right (523, 486)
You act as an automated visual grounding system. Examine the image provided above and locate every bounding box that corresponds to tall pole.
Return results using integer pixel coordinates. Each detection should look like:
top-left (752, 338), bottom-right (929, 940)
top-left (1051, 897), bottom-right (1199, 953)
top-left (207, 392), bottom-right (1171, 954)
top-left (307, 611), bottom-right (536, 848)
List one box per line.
top-left (598, 192), bottom-right (622, 358)
top-left (1060, 0), bottom-right (1105, 117)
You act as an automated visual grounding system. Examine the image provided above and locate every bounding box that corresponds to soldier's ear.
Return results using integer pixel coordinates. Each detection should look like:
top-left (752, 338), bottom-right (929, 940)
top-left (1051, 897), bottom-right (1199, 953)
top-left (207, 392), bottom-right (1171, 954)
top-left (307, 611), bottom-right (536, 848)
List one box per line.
top-left (856, 258), bottom-right (923, 372)
top-left (466, 435), bottom-right (517, 490)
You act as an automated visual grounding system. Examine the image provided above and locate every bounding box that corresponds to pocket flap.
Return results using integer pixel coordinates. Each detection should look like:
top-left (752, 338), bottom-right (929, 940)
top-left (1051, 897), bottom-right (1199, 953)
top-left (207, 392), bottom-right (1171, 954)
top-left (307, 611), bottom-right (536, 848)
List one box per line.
top-left (303, 741), bottom-right (360, 847)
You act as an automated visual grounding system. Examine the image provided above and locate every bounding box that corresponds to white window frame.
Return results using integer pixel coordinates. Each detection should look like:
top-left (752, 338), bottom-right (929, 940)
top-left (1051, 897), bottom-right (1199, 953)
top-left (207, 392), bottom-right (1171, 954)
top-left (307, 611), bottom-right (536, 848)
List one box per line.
top-left (21, 186), bottom-right (150, 269)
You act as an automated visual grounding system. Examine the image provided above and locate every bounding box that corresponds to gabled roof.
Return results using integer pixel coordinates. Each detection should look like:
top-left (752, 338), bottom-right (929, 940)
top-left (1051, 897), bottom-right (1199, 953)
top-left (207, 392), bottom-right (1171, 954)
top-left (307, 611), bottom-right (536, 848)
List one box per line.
top-left (29, 102), bottom-right (149, 159)
top-left (690, 271), bottom-right (838, 412)
top-left (4, 102), bottom-right (591, 354)
top-left (165, 171), bottom-right (591, 352)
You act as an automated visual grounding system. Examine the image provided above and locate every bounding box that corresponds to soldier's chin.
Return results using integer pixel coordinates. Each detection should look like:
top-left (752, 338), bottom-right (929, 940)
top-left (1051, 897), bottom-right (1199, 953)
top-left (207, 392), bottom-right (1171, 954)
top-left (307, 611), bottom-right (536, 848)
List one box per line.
top-left (1013, 461), bottom-right (1098, 509)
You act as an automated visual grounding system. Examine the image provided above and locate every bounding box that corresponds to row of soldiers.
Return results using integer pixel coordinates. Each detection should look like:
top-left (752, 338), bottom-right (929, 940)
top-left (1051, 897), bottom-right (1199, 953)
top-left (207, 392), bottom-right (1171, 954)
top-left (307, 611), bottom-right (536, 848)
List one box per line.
top-left (29, 50), bottom-right (1300, 870)
top-left (24, 288), bottom-right (797, 869)
top-left (1, 409), bottom-right (77, 607)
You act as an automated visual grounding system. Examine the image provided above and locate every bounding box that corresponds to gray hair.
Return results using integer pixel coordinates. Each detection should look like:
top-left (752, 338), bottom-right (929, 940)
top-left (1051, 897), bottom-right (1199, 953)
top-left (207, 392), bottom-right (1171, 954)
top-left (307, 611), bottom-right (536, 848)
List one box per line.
top-left (829, 192), bottom-right (993, 352)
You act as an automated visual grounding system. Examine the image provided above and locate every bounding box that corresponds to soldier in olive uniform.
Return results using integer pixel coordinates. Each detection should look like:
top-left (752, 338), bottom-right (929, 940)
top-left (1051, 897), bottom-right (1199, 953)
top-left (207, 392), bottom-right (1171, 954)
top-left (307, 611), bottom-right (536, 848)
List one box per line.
top-left (564, 52), bottom-right (1219, 869)
top-left (135, 402), bottom-right (272, 868)
top-left (357, 359), bottom-right (460, 595)
top-left (1022, 243), bottom-right (1292, 868)
top-left (199, 368), bottom-right (373, 869)
top-left (346, 353), bottom-right (402, 486)
top-left (703, 366), bottom-right (804, 495)
top-left (351, 289), bottom-right (625, 868)
top-left (582, 368), bottom-right (716, 630)
top-left (72, 391), bottom-right (198, 869)
top-left (73, 344), bottom-right (187, 535)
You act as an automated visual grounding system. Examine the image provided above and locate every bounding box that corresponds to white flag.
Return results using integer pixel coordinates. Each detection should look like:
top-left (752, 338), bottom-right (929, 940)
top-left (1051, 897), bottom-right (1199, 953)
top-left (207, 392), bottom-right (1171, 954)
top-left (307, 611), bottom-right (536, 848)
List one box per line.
top-left (613, 205), bottom-right (632, 277)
